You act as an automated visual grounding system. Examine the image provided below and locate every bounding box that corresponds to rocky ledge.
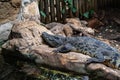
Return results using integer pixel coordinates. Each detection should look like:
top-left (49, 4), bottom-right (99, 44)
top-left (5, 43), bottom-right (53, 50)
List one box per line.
top-left (1, 20), bottom-right (120, 80)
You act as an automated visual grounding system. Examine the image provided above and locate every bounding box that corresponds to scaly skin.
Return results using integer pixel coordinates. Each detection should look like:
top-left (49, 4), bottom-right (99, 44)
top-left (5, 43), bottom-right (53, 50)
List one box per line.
top-left (42, 32), bottom-right (120, 69)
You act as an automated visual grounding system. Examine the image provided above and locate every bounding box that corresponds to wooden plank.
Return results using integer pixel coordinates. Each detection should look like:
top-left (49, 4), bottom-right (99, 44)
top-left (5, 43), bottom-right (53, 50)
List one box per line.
top-left (73, 0), bottom-right (79, 17)
top-left (97, 0), bottom-right (101, 9)
top-left (86, 0), bottom-right (90, 11)
top-left (94, 0), bottom-right (97, 11)
top-left (68, 0), bottom-right (74, 18)
top-left (78, 0), bottom-right (83, 18)
top-left (61, 0), bottom-right (67, 23)
top-left (39, 0), bottom-right (45, 23)
top-left (56, 0), bottom-right (61, 22)
top-left (50, 0), bottom-right (55, 22)
top-left (44, 0), bottom-right (50, 23)
top-left (82, 0), bottom-right (86, 13)
top-left (39, 0), bottom-right (120, 23)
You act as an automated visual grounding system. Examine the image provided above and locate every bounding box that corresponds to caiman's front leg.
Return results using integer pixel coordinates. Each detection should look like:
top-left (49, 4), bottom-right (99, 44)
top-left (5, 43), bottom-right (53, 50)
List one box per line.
top-left (53, 43), bottom-right (74, 53)
top-left (53, 43), bottom-right (105, 64)
top-left (86, 52), bottom-right (105, 64)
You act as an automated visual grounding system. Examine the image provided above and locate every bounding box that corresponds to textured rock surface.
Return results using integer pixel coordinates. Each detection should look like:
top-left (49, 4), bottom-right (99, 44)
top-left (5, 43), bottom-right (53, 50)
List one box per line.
top-left (0, 22), bottom-right (13, 40)
top-left (2, 21), bottom-right (52, 53)
top-left (2, 22), bottom-right (120, 79)
top-left (0, 1), bottom-right (20, 24)
top-left (1, 0), bottom-right (120, 80)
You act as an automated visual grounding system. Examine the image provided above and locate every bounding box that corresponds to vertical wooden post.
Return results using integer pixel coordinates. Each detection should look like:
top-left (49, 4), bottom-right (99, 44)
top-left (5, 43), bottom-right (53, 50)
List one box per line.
top-left (39, 0), bottom-right (45, 23)
top-left (56, 0), bottom-right (61, 22)
top-left (44, 0), bottom-right (49, 23)
top-left (50, 0), bottom-right (55, 22)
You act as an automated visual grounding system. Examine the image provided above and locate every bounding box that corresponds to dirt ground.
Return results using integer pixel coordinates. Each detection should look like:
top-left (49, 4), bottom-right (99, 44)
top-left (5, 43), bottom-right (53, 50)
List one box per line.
top-left (94, 9), bottom-right (120, 51)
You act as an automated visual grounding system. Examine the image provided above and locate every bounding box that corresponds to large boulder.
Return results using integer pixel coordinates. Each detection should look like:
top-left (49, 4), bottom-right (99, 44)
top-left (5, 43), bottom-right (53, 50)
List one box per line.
top-left (2, 21), bottom-right (52, 53)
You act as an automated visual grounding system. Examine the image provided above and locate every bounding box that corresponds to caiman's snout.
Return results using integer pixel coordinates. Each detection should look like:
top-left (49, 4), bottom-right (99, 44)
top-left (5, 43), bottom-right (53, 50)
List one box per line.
top-left (42, 32), bottom-right (49, 37)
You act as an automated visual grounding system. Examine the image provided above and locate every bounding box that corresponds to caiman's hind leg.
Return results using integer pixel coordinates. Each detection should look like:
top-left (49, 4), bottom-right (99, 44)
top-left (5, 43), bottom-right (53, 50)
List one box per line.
top-left (53, 43), bottom-right (74, 53)
top-left (86, 52), bottom-right (105, 64)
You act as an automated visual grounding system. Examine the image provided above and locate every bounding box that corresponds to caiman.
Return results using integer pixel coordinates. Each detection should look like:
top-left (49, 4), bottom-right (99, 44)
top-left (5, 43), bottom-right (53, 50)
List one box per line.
top-left (42, 32), bottom-right (120, 69)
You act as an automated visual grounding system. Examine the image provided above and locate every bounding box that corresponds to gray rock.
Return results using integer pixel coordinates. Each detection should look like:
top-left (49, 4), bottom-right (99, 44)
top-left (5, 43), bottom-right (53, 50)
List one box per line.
top-left (0, 22), bottom-right (13, 40)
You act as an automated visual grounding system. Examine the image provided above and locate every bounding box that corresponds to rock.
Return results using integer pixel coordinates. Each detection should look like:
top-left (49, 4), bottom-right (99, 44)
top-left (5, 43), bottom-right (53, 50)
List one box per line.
top-left (2, 21), bottom-right (52, 53)
top-left (1, 0), bottom-right (120, 79)
top-left (63, 24), bottom-right (73, 37)
top-left (10, 0), bottom-right (21, 8)
top-left (66, 18), bottom-right (83, 30)
top-left (66, 18), bottom-right (95, 35)
top-left (46, 18), bottom-right (95, 37)
top-left (81, 20), bottom-right (88, 26)
top-left (46, 22), bottom-right (73, 37)
top-left (87, 18), bottom-right (104, 28)
top-left (24, 45), bottom-right (90, 74)
top-left (45, 22), bottom-right (63, 29)
top-left (0, 1), bottom-right (19, 24)
top-left (0, 22), bottom-right (13, 40)
top-left (2, 20), bottom-right (120, 79)
top-left (87, 63), bottom-right (120, 80)
top-left (49, 23), bottom-right (65, 37)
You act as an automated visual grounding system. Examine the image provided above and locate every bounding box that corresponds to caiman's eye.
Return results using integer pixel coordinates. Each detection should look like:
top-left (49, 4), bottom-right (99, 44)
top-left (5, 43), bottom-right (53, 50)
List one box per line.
top-left (54, 36), bottom-right (59, 40)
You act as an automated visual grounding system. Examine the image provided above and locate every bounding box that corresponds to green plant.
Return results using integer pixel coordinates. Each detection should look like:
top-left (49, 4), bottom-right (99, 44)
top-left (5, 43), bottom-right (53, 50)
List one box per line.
top-left (62, 0), bottom-right (94, 19)
top-left (83, 9), bottom-right (95, 19)
top-left (40, 10), bottom-right (46, 18)
top-left (62, 0), bottom-right (77, 14)
top-left (39, 0), bottom-right (94, 19)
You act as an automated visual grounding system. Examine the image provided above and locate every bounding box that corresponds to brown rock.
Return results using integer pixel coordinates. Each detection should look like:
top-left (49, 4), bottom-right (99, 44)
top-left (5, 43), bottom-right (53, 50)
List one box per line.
top-left (87, 18), bottom-right (104, 28)
top-left (66, 18), bottom-right (83, 30)
top-left (3, 21), bottom-right (52, 53)
top-left (63, 24), bottom-right (73, 37)
top-left (10, 0), bottom-right (21, 8)
top-left (87, 63), bottom-right (120, 80)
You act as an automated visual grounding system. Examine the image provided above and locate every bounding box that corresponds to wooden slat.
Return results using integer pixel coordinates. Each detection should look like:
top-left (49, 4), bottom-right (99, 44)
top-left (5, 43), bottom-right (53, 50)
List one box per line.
top-left (78, 0), bottom-right (83, 18)
top-left (69, 0), bottom-right (74, 18)
top-left (50, 0), bottom-right (55, 22)
top-left (73, 0), bottom-right (79, 17)
top-left (39, 0), bottom-right (118, 23)
top-left (39, 0), bottom-right (45, 23)
top-left (61, 0), bottom-right (67, 23)
top-left (44, 0), bottom-right (49, 23)
top-left (56, 0), bottom-right (61, 22)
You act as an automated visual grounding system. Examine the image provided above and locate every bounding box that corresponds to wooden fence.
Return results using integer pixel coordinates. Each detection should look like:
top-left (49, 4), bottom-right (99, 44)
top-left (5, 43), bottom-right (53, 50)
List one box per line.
top-left (39, 0), bottom-right (120, 23)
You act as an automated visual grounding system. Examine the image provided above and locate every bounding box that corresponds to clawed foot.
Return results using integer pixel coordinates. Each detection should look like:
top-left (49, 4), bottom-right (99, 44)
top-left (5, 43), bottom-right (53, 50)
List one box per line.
top-left (52, 49), bottom-right (60, 54)
top-left (85, 59), bottom-right (92, 64)
top-left (85, 58), bottom-right (104, 64)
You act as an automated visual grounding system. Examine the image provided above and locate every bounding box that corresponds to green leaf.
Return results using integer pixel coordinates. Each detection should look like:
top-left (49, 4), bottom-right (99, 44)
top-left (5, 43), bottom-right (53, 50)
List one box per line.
top-left (89, 9), bottom-right (94, 15)
top-left (61, 8), bottom-right (66, 14)
top-left (67, 0), bottom-right (73, 5)
top-left (72, 7), bottom-right (77, 13)
top-left (83, 11), bottom-right (89, 18)
top-left (40, 11), bottom-right (46, 18)
top-left (64, 0), bottom-right (68, 3)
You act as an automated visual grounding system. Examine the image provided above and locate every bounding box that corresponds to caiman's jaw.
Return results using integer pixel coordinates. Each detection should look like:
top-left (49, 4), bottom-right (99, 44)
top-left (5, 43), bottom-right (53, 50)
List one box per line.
top-left (42, 32), bottom-right (64, 47)
top-left (42, 32), bottom-right (57, 47)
